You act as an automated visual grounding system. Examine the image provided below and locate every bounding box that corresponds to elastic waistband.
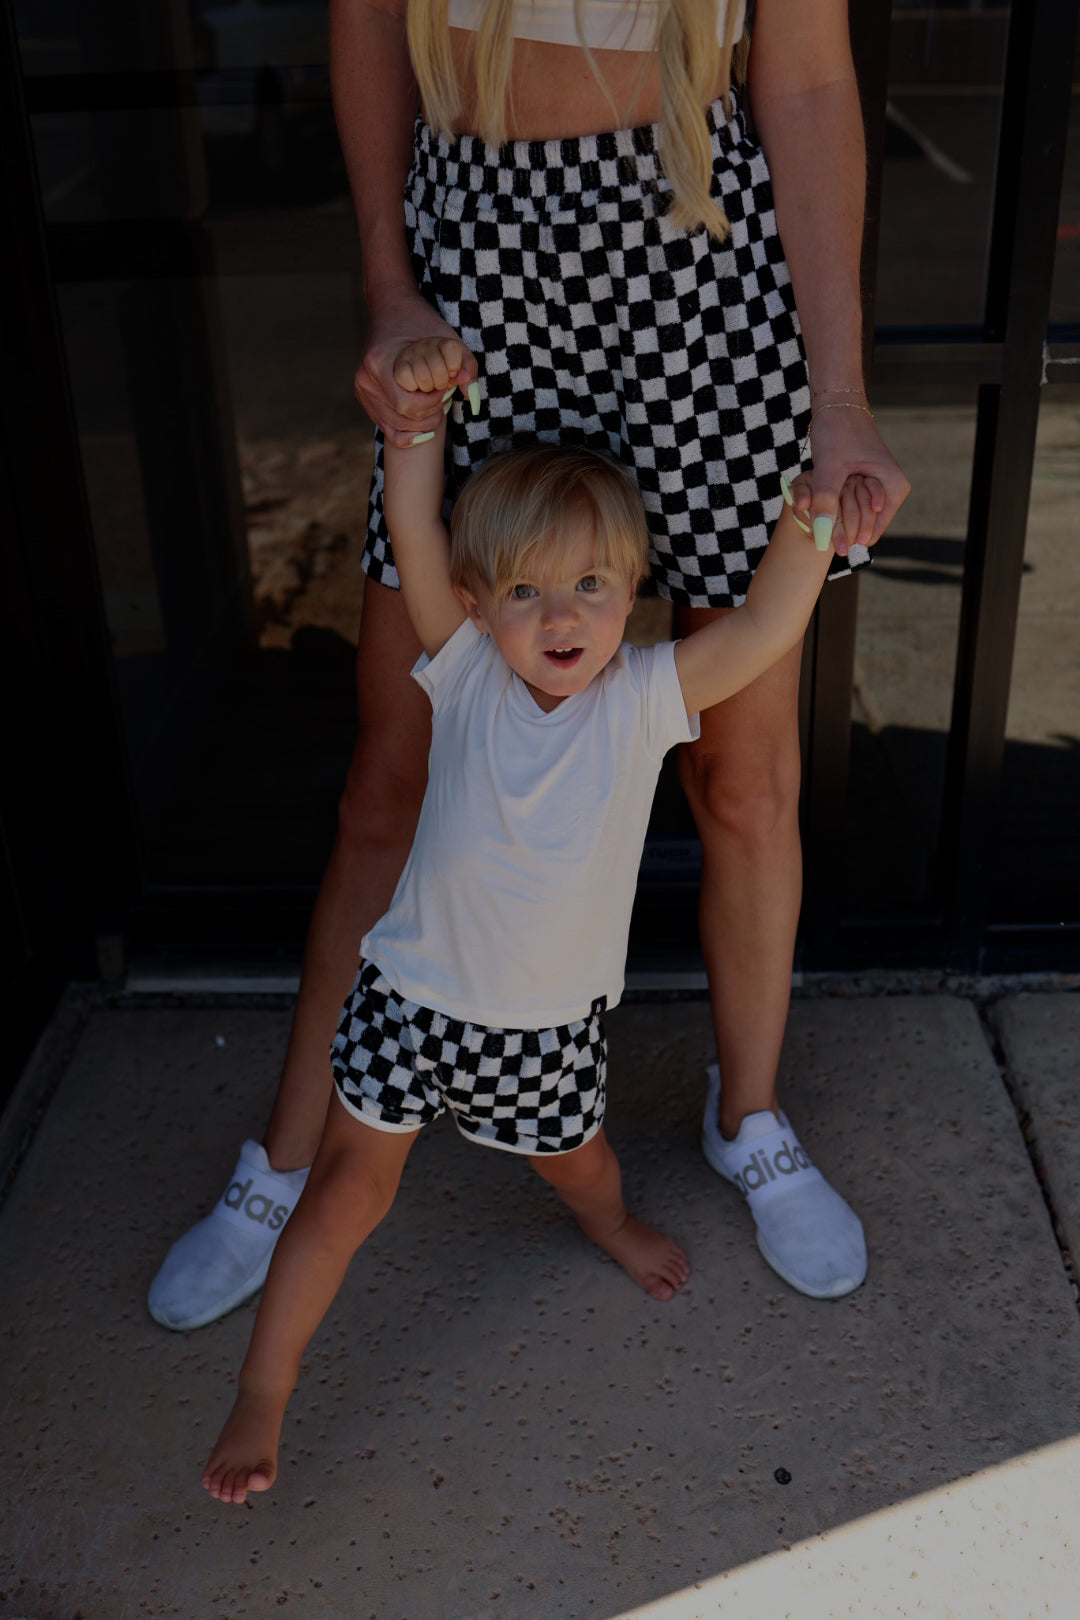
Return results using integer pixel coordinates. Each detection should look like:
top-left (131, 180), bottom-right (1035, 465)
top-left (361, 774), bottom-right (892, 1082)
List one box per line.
top-left (412, 92), bottom-right (747, 197)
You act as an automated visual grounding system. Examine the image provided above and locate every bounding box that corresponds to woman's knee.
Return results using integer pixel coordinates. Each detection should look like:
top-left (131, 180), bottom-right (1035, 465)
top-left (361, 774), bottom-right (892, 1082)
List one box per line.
top-left (336, 576), bottom-right (430, 854)
top-left (678, 735), bottom-right (801, 848)
top-left (336, 730), bottom-right (427, 854)
top-left (671, 614), bottom-right (803, 849)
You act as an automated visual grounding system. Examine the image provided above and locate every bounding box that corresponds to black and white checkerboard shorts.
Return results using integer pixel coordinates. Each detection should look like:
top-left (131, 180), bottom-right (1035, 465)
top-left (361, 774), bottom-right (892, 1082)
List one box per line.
top-left (362, 96), bottom-right (865, 607)
top-left (331, 960), bottom-right (607, 1156)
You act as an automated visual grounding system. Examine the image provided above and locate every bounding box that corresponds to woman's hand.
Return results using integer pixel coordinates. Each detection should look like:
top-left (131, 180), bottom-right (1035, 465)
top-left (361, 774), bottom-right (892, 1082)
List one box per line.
top-left (791, 404), bottom-right (911, 558)
top-left (356, 284), bottom-right (479, 449)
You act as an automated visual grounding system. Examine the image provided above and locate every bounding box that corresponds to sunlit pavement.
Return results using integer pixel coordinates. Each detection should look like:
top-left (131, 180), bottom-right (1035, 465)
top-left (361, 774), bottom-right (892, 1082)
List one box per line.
top-left (623, 1434), bottom-right (1080, 1619)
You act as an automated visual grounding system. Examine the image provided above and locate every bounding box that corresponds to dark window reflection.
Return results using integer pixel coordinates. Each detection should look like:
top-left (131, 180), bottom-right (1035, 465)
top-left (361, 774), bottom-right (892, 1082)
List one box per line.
top-left (16, 0), bottom-right (362, 906)
top-left (876, 1), bottom-right (1010, 327)
top-left (842, 392), bottom-right (977, 920)
top-left (994, 390), bottom-right (1080, 925)
top-left (193, 0), bottom-right (342, 212)
top-left (1050, 89), bottom-right (1080, 326)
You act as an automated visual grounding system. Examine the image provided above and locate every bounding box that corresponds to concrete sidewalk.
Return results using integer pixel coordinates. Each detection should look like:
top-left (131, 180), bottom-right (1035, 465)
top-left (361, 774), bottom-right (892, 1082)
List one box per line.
top-left (1, 988), bottom-right (1078, 1619)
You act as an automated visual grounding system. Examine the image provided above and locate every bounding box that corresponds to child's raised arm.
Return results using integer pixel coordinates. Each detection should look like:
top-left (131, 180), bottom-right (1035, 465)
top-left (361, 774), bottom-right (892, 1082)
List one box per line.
top-left (674, 474), bottom-right (877, 716)
top-left (382, 337), bottom-right (471, 658)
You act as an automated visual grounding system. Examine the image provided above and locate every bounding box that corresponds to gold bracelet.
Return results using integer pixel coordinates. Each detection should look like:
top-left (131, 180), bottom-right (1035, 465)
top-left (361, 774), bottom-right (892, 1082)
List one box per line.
top-left (800, 401), bottom-right (875, 459)
top-left (811, 385), bottom-right (868, 400)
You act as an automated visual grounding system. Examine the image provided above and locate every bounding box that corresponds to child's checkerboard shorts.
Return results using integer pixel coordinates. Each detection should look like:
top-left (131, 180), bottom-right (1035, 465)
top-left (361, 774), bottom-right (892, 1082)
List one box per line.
top-left (331, 960), bottom-right (607, 1156)
top-left (363, 94), bottom-right (865, 607)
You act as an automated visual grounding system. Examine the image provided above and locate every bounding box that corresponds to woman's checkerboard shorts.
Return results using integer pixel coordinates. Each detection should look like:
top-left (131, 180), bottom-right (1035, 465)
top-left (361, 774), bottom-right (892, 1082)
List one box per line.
top-left (362, 96), bottom-right (864, 608)
top-left (331, 961), bottom-right (607, 1156)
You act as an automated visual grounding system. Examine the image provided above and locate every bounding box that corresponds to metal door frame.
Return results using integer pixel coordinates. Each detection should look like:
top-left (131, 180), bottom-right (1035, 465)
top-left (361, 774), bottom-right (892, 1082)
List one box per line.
top-left (800, 0), bottom-right (1080, 972)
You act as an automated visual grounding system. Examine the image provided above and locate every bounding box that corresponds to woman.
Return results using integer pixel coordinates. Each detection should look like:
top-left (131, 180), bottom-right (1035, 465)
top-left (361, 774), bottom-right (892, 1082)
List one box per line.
top-left (148, 0), bottom-right (908, 1330)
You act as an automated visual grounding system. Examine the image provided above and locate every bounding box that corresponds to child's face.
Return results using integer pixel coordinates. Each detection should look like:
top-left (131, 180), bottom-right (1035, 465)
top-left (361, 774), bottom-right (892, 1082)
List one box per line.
top-left (457, 518), bottom-right (638, 713)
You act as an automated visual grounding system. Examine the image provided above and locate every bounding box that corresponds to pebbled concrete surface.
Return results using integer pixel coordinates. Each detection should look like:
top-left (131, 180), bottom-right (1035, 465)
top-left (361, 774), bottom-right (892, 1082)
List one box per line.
top-left (996, 991), bottom-right (1080, 1282)
top-left (1, 995), bottom-right (1079, 1619)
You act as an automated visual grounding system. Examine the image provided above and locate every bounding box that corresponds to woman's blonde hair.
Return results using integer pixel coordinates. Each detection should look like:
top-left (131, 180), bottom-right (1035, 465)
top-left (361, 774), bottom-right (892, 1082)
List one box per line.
top-left (407, 0), bottom-right (748, 240)
top-left (449, 444), bottom-right (650, 602)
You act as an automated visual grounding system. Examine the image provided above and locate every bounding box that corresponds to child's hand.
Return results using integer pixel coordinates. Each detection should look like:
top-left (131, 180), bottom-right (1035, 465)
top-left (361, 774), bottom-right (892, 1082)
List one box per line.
top-left (800, 401), bottom-right (908, 554)
top-left (357, 288), bottom-right (478, 448)
top-left (783, 471), bottom-right (883, 555)
top-left (393, 337), bottom-right (479, 442)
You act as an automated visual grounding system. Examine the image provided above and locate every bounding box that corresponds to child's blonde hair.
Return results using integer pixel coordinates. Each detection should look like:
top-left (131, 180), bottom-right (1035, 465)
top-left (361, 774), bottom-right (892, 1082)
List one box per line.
top-left (450, 444), bottom-right (651, 602)
top-left (407, 0), bottom-right (748, 241)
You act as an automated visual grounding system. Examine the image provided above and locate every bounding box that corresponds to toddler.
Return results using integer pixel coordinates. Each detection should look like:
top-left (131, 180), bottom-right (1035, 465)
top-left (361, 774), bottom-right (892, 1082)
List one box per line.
top-left (202, 337), bottom-right (853, 1505)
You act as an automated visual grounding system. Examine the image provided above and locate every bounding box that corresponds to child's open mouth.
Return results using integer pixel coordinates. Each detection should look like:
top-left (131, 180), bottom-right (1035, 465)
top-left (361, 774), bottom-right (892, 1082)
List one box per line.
top-left (544, 648), bottom-right (583, 665)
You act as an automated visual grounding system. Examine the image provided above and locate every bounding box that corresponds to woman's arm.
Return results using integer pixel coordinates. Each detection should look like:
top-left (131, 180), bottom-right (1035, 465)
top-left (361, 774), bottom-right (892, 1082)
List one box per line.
top-left (748, 0), bottom-right (910, 552)
top-left (329, 0), bottom-right (477, 446)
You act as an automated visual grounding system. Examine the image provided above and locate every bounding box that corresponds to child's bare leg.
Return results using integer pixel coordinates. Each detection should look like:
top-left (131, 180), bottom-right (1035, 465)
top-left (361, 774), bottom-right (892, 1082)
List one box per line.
top-left (530, 1130), bottom-right (688, 1301)
top-left (202, 1099), bottom-right (417, 1505)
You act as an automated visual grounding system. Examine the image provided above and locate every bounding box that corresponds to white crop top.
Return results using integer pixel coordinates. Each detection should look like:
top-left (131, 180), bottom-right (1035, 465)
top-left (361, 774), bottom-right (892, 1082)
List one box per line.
top-left (446, 0), bottom-right (746, 54)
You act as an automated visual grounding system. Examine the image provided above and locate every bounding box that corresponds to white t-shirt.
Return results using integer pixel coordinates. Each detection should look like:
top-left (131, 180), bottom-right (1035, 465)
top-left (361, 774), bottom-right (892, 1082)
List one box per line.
top-left (362, 619), bottom-right (699, 1028)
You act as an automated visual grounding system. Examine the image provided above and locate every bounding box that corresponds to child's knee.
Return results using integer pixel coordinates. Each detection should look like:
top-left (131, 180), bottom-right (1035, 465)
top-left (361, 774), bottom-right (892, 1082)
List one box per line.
top-left (532, 1131), bottom-right (614, 1194)
top-left (308, 1126), bottom-right (410, 1235)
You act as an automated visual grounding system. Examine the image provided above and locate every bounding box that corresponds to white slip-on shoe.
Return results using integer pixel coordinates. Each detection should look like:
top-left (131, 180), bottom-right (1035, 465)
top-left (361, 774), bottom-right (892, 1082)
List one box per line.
top-left (148, 1140), bottom-right (309, 1330)
top-left (702, 1063), bottom-right (867, 1300)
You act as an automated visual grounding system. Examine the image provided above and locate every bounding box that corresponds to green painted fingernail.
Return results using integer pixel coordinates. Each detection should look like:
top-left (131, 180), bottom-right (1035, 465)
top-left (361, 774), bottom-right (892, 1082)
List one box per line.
top-left (443, 399), bottom-right (453, 415)
top-left (441, 387), bottom-right (455, 402)
top-left (410, 431), bottom-right (435, 445)
top-left (813, 515), bottom-right (833, 552)
top-left (468, 380), bottom-right (481, 416)
top-left (781, 472), bottom-right (812, 531)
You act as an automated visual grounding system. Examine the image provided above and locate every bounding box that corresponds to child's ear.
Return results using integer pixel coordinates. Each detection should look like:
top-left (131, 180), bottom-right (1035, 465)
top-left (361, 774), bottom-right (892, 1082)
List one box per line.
top-left (453, 582), bottom-right (489, 633)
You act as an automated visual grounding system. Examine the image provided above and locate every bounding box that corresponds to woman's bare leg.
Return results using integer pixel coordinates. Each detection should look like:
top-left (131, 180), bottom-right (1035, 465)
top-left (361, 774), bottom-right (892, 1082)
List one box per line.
top-left (674, 614), bottom-right (866, 1297)
top-left (530, 1130), bottom-right (689, 1300)
top-left (263, 580), bottom-right (430, 1170)
top-left (147, 582), bottom-right (430, 1333)
top-left (202, 1098), bottom-right (417, 1504)
top-left (674, 609), bottom-right (803, 1141)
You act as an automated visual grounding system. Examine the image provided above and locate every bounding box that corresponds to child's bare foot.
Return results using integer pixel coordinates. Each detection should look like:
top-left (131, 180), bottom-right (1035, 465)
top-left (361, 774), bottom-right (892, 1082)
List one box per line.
top-left (202, 1385), bottom-right (287, 1505)
top-left (587, 1212), bottom-right (689, 1301)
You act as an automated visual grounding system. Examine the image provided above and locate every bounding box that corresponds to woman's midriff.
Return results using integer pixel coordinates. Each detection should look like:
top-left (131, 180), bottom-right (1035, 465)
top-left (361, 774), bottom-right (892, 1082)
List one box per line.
top-left (449, 29), bottom-right (727, 140)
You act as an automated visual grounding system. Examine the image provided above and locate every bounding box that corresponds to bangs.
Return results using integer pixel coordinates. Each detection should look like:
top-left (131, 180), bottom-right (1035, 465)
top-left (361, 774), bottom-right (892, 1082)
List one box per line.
top-left (450, 444), bottom-right (650, 600)
top-left (504, 506), bottom-right (644, 599)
